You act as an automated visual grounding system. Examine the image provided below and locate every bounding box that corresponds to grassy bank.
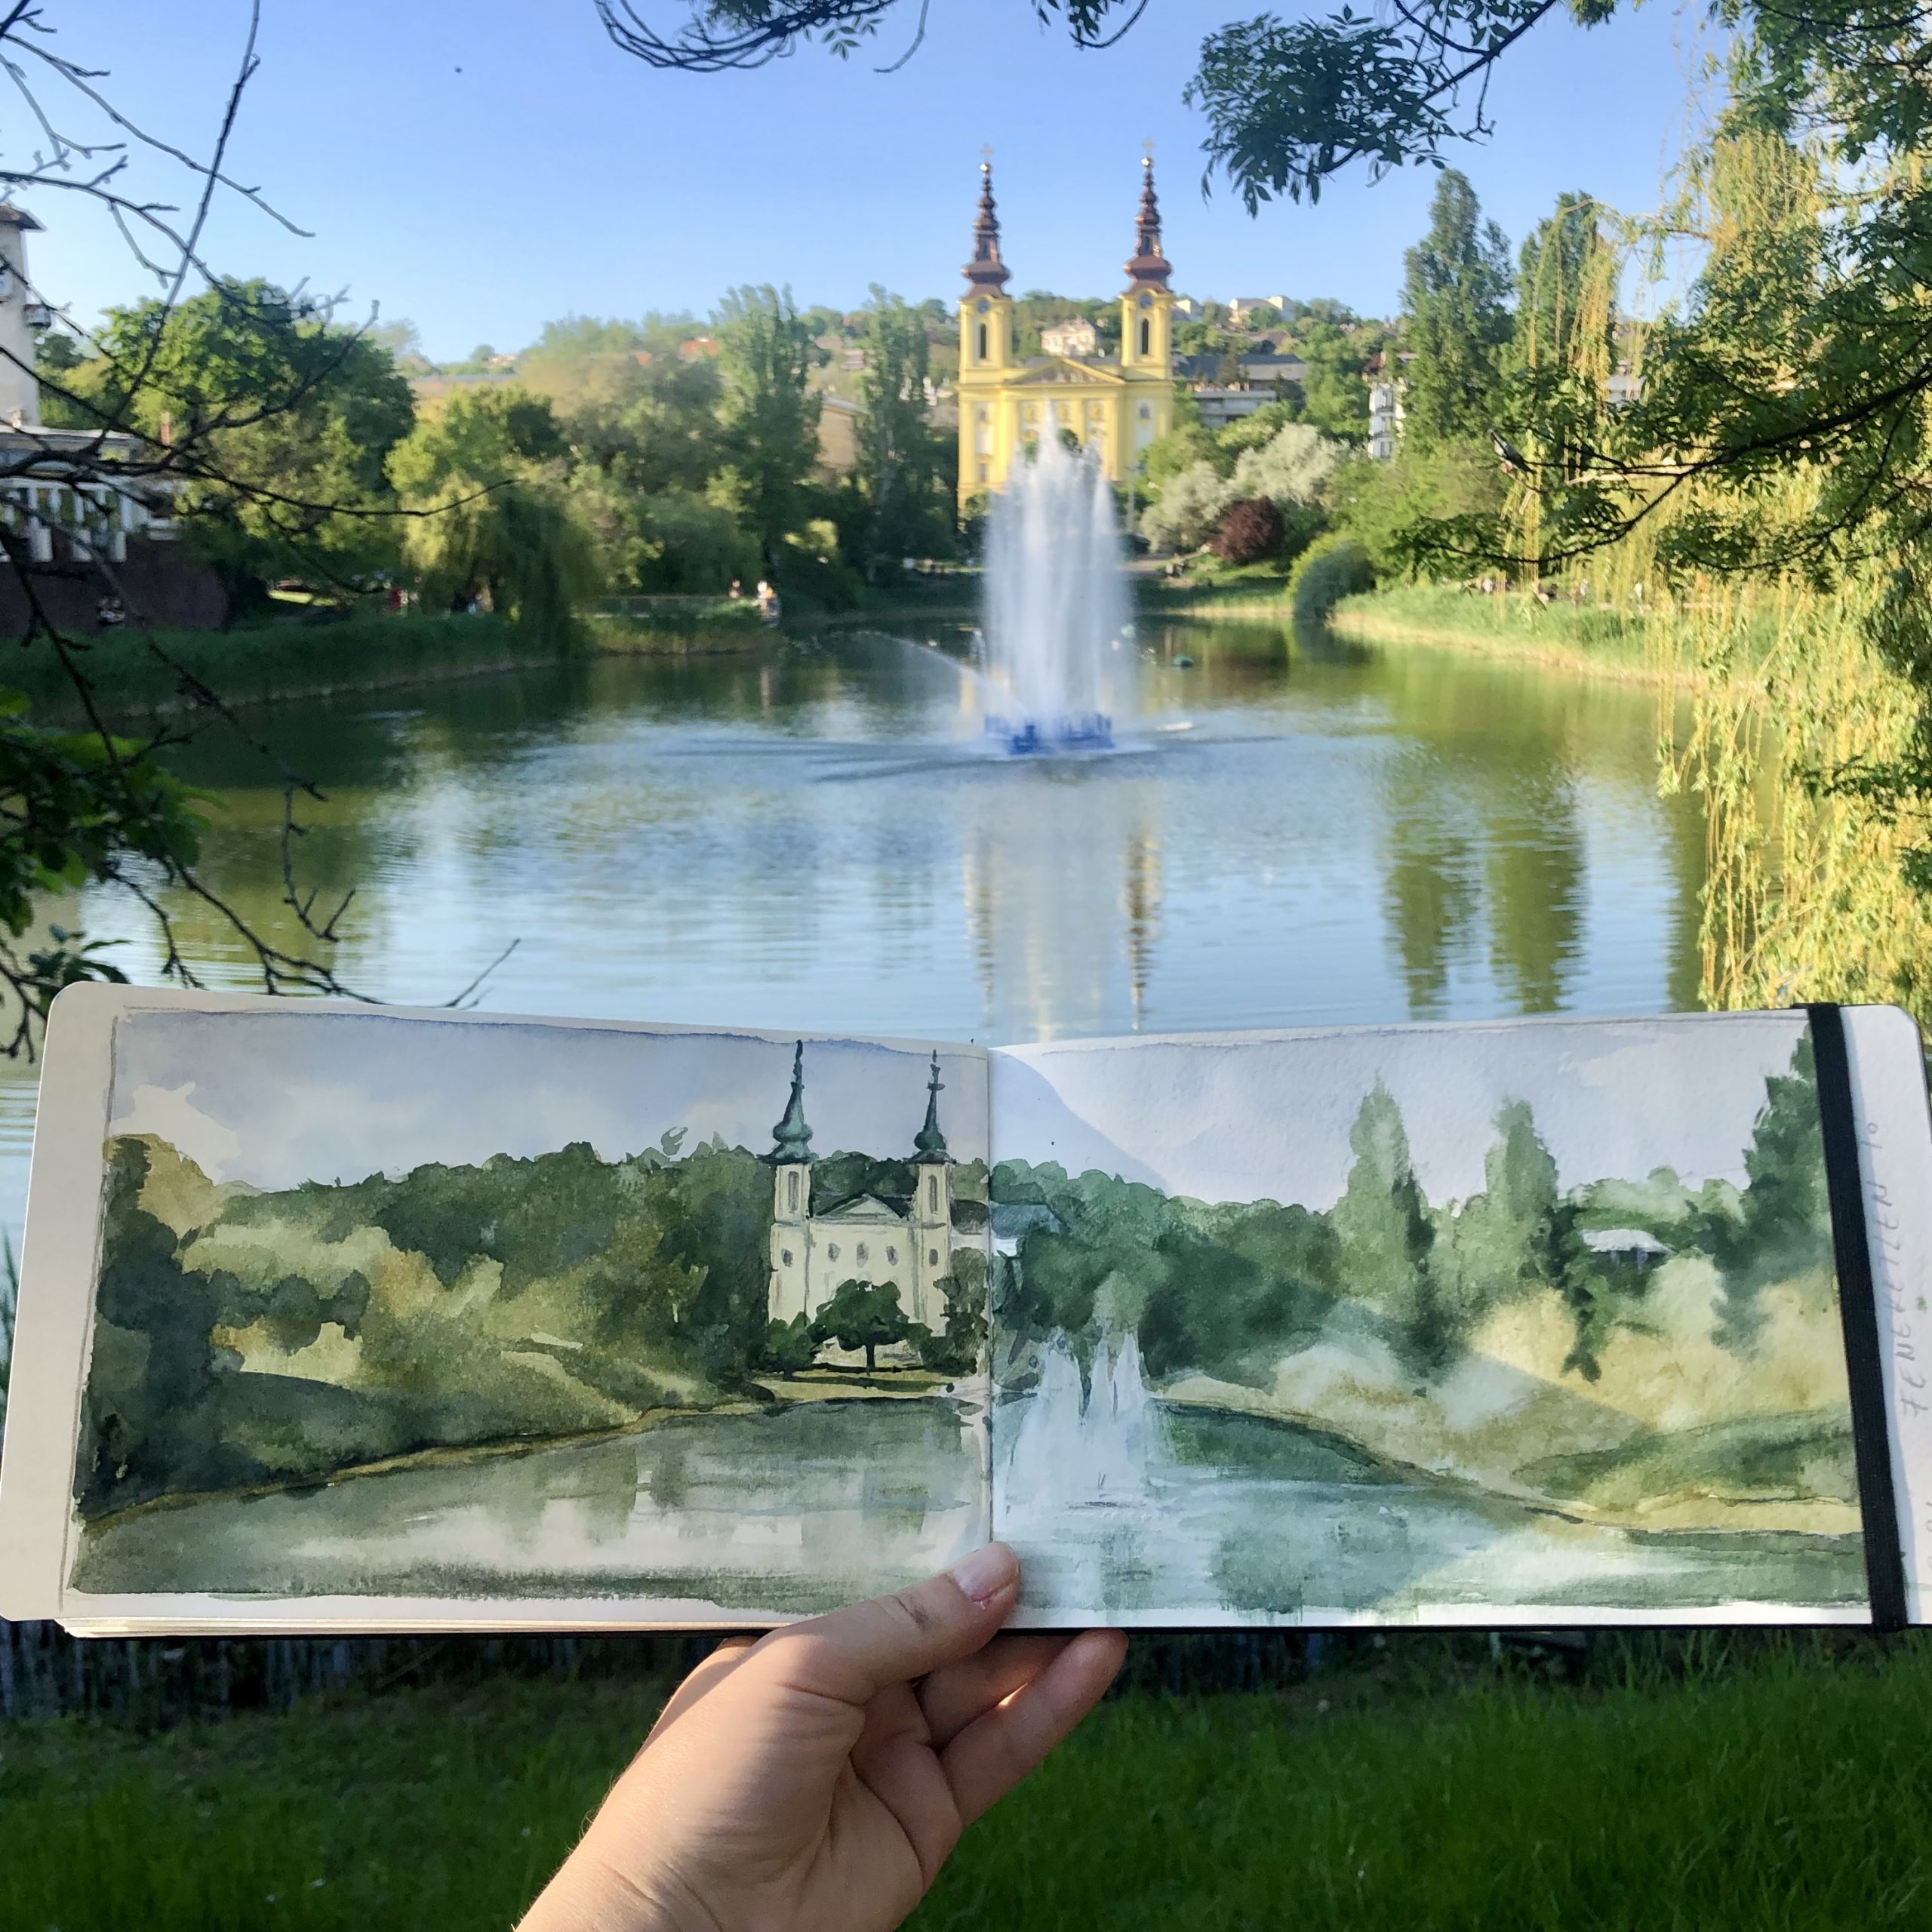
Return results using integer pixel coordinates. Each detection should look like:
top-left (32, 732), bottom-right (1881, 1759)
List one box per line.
top-left (4, 1635), bottom-right (1928, 1930)
top-left (1326, 583), bottom-right (1662, 680)
top-left (585, 595), bottom-right (771, 656)
top-left (15, 614), bottom-right (567, 726)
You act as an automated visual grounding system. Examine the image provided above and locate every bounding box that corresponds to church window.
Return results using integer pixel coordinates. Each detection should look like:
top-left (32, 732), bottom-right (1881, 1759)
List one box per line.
top-left (927, 1175), bottom-right (939, 1214)
top-left (1139, 403), bottom-right (1152, 420)
top-left (1139, 317), bottom-right (1151, 356)
top-left (977, 462), bottom-right (988, 482)
top-left (977, 323), bottom-right (988, 361)
top-left (782, 1248), bottom-right (794, 1267)
top-left (887, 1246), bottom-right (897, 1263)
top-left (786, 1171), bottom-right (799, 1212)
top-left (857, 1243), bottom-right (869, 1264)
top-left (928, 1247), bottom-right (940, 1267)
top-left (827, 1243), bottom-right (840, 1261)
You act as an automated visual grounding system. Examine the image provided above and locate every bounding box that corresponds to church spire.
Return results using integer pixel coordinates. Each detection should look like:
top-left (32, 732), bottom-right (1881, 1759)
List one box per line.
top-left (1124, 152), bottom-right (1171, 291)
top-left (770, 1041), bottom-right (813, 1164)
top-left (964, 155), bottom-right (1011, 292)
top-left (912, 1051), bottom-right (949, 1161)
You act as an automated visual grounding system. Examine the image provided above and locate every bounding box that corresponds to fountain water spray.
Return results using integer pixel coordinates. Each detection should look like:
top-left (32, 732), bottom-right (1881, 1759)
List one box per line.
top-left (980, 436), bottom-right (1134, 753)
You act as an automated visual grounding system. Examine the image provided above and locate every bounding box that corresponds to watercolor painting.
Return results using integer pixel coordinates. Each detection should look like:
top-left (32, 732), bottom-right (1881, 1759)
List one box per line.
top-left (988, 1014), bottom-right (1867, 1622)
top-left (69, 1011), bottom-right (991, 1611)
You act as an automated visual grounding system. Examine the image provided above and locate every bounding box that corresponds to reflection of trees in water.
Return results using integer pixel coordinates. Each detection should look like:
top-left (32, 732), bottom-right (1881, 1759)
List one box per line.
top-left (1364, 648), bottom-right (1695, 1017)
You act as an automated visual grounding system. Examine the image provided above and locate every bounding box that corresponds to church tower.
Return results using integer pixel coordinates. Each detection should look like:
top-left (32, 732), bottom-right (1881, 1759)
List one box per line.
top-left (767, 1041), bottom-right (814, 1324)
top-left (1119, 155), bottom-right (1174, 377)
top-left (957, 159), bottom-right (1016, 502)
top-left (909, 1051), bottom-right (952, 1332)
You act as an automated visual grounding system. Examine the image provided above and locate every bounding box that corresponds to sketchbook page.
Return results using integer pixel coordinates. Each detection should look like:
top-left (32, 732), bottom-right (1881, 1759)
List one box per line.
top-left (0, 986), bottom-right (992, 1635)
top-left (989, 1012), bottom-right (1874, 1629)
top-left (1844, 1004), bottom-right (1932, 1624)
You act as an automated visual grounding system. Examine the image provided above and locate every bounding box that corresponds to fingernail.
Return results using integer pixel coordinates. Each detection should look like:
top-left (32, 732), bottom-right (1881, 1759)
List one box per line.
top-left (949, 1541), bottom-right (1019, 1607)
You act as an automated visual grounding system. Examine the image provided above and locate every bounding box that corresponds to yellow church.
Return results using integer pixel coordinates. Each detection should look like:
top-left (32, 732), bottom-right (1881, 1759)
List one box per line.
top-left (956, 156), bottom-right (1177, 508)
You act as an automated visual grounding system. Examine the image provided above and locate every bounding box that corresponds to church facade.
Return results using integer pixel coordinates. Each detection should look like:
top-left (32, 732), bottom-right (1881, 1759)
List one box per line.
top-left (955, 156), bottom-right (1177, 509)
top-left (765, 1044), bottom-right (984, 1334)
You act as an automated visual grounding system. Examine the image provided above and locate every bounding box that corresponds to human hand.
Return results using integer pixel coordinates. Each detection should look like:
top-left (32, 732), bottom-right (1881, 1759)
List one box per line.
top-left (519, 1543), bottom-right (1124, 1932)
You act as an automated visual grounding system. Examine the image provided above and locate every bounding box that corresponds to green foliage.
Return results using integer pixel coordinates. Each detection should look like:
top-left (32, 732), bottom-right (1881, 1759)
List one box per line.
top-left (391, 388), bottom-right (597, 643)
top-left (76, 1131), bottom-right (782, 1518)
top-left (75, 281), bottom-right (415, 595)
top-left (1707, 1033), bottom-right (1833, 1351)
top-left (1288, 531), bottom-right (1376, 619)
top-left (1398, 170), bottom-right (1512, 451)
top-left (811, 1277), bottom-right (911, 1371)
top-left (1329, 441), bottom-right (1507, 577)
top-left (712, 284), bottom-right (823, 575)
top-left (1331, 1080), bottom-right (1444, 1371)
top-left (918, 1246), bottom-right (989, 1374)
top-left (852, 285), bottom-right (952, 575)
top-left (1295, 318), bottom-right (1374, 442)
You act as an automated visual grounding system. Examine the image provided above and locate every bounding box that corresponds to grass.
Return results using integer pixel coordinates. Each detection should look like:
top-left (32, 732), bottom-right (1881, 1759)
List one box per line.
top-left (11, 613), bottom-right (563, 725)
top-left (5, 1635), bottom-right (1931, 1930)
top-left (1324, 581), bottom-right (1659, 678)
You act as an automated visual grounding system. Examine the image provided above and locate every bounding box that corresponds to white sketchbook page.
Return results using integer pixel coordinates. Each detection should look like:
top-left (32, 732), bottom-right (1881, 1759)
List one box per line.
top-left (989, 1012), bottom-right (1878, 1629)
top-left (1844, 1004), bottom-right (1932, 1623)
top-left (0, 985), bottom-right (992, 1635)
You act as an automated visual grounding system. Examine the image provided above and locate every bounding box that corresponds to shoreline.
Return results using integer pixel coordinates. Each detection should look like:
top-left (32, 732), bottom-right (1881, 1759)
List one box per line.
top-left (77, 1373), bottom-right (968, 1534)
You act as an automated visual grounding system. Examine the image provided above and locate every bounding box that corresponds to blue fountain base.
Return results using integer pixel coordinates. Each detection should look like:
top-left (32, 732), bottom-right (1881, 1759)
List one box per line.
top-left (989, 713), bottom-right (1114, 755)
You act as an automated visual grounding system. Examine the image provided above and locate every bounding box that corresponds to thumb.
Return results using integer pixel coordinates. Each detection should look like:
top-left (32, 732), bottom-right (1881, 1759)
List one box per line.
top-left (749, 1543), bottom-right (1022, 1708)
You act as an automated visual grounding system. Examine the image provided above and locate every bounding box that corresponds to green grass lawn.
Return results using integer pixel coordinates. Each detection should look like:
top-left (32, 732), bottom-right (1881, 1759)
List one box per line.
top-left (4, 1636), bottom-right (1930, 1930)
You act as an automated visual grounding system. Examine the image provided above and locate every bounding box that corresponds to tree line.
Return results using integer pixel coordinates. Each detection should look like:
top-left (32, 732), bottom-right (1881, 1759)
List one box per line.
top-left (993, 1035), bottom-right (1832, 1390)
top-left (77, 1131), bottom-right (987, 1521)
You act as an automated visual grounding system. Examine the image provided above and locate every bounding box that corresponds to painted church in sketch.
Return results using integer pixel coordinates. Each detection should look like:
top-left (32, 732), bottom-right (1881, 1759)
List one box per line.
top-left (765, 1044), bottom-right (987, 1334)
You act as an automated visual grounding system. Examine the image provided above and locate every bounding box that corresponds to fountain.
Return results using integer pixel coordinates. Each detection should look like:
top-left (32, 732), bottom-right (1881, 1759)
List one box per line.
top-left (1001, 1328), bottom-right (1168, 1510)
top-left (980, 435), bottom-right (1134, 754)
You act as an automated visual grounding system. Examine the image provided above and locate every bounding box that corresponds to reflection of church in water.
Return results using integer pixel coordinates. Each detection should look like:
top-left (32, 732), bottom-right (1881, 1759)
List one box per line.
top-left (765, 1044), bottom-right (989, 1332)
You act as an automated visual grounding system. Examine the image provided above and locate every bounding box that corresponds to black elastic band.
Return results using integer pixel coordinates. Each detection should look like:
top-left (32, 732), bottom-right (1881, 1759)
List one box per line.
top-left (1807, 1001), bottom-right (1909, 1632)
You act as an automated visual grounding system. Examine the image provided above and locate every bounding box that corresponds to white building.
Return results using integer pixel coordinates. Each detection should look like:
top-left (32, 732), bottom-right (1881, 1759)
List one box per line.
top-left (0, 202), bottom-right (174, 565)
top-left (1039, 316), bottom-right (1100, 358)
top-left (766, 1044), bottom-right (989, 1337)
top-left (1228, 295), bottom-right (1289, 325)
top-left (1368, 379), bottom-right (1405, 461)
top-left (1189, 386), bottom-right (1277, 429)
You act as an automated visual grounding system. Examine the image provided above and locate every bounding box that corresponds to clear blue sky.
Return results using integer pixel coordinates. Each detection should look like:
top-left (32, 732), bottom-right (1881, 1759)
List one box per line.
top-left (26, 1), bottom-right (1714, 361)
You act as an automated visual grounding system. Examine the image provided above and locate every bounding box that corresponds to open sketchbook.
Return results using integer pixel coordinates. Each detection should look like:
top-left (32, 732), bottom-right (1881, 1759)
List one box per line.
top-left (3, 986), bottom-right (1930, 1636)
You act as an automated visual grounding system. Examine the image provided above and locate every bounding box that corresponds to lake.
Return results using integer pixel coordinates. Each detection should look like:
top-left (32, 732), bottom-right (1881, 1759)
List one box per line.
top-left (0, 610), bottom-right (1706, 1250)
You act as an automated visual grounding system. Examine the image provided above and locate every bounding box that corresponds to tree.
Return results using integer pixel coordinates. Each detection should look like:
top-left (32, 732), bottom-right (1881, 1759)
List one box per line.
top-left (1398, 171), bottom-right (1512, 453)
top-left (713, 285), bottom-right (823, 574)
top-left (1443, 1100), bottom-right (1561, 1327)
top-left (72, 281), bottom-right (416, 605)
top-left (1331, 1080), bottom-right (1444, 1371)
top-left (1707, 1035), bottom-right (1833, 1352)
top-left (1210, 497), bottom-right (1283, 563)
top-left (1296, 318), bottom-right (1372, 442)
top-left (853, 286), bottom-right (949, 576)
top-left (390, 388), bottom-right (596, 644)
top-left (0, 7), bottom-right (448, 1043)
top-left (811, 1278), bottom-right (912, 1373)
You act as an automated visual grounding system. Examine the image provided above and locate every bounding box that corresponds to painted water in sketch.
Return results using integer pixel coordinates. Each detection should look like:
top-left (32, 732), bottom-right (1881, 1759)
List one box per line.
top-left (71, 1013), bottom-right (992, 1612)
top-left (989, 1014), bottom-right (1864, 1622)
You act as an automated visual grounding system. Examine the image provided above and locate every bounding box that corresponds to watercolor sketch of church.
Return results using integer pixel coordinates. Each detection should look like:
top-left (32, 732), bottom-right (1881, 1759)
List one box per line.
top-left (65, 1009), bottom-right (992, 1615)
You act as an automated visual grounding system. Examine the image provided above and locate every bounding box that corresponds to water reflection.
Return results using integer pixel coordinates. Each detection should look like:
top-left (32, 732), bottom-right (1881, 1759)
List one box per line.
top-left (0, 617), bottom-right (1707, 1241)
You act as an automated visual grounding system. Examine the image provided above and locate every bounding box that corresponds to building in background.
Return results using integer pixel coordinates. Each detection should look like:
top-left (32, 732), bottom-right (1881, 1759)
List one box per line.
top-left (1039, 316), bottom-right (1100, 358)
top-left (0, 205), bottom-right (220, 629)
top-left (955, 157), bottom-right (1176, 506)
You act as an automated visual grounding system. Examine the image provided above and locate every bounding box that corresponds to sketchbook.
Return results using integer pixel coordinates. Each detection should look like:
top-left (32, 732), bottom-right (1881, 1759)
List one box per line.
top-left (2, 985), bottom-right (1929, 1636)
